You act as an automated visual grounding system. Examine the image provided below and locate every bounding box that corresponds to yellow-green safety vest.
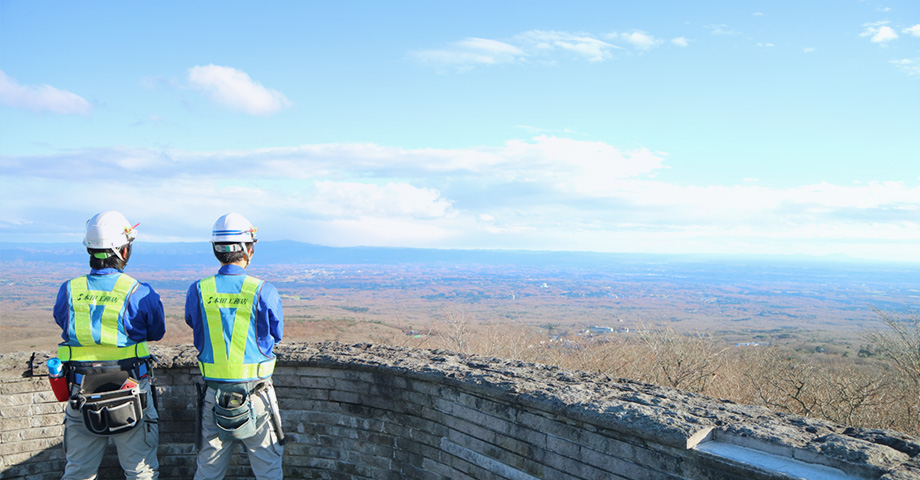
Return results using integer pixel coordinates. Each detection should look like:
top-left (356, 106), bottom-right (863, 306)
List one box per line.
top-left (58, 274), bottom-right (150, 362)
top-left (197, 275), bottom-right (275, 381)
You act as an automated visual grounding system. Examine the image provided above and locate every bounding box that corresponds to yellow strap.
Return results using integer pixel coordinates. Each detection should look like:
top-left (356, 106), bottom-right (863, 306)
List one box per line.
top-left (58, 341), bottom-right (150, 361)
top-left (198, 358), bottom-right (276, 381)
top-left (70, 278), bottom-right (95, 346)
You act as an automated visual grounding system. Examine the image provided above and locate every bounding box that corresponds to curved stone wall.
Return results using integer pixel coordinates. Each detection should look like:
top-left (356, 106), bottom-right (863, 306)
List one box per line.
top-left (1, 343), bottom-right (918, 479)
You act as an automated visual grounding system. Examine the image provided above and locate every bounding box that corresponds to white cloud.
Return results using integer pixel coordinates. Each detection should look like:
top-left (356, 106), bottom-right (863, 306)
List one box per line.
top-left (705, 24), bottom-right (741, 36)
top-left (412, 28), bottom-right (685, 68)
top-left (411, 28), bottom-right (684, 69)
top-left (456, 38), bottom-right (524, 56)
top-left (804, 47), bottom-right (816, 53)
top-left (518, 30), bottom-right (619, 62)
top-left (411, 38), bottom-right (524, 67)
top-left (757, 42), bottom-right (775, 48)
top-left (860, 23), bottom-right (898, 43)
top-left (316, 217), bottom-right (457, 246)
top-left (891, 58), bottom-right (920, 76)
top-left (187, 65), bottom-right (291, 115)
top-left (0, 70), bottom-right (91, 114)
top-left (616, 31), bottom-right (663, 50)
top-left (873, 25), bottom-right (898, 42)
top-left (309, 181), bottom-right (454, 219)
top-left (904, 25), bottom-right (920, 37)
top-left (3, 139), bottom-right (919, 260)
top-left (501, 136), bottom-right (666, 193)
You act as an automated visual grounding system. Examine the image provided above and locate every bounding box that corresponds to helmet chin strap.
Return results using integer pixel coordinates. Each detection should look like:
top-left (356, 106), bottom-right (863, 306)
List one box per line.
top-left (240, 242), bottom-right (253, 268)
top-left (107, 233), bottom-right (133, 261)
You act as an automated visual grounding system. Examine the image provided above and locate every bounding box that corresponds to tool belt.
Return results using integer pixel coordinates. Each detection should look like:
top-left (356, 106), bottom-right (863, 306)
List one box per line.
top-left (66, 359), bottom-right (151, 436)
top-left (210, 380), bottom-right (268, 441)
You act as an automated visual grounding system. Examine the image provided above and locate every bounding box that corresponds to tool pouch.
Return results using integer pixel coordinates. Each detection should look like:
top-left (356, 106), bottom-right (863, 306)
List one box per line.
top-left (81, 387), bottom-right (144, 435)
top-left (69, 366), bottom-right (147, 436)
top-left (214, 383), bottom-right (257, 440)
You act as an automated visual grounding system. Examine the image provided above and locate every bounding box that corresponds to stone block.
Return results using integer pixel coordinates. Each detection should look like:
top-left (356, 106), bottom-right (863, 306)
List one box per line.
top-left (19, 425), bottom-right (64, 441)
top-left (31, 391), bottom-right (58, 404)
top-left (328, 389), bottom-right (362, 405)
top-left (0, 378), bottom-right (47, 395)
top-left (30, 402), bottom-right (65, 416)
top-left (0, 405), bottom-right (31, 419)
top-left (0, 436), bottom-right (61, 457)
top-left (440, 410), bottom-right (500, 446)
top-left (798, 433), bottom-right (910, 479)
top-left (0, 393), bottom-right (34, 408)
top-left (0, 416), bottom-right (30, 433)
top-left (29, 415), bottom-right (64, 429)
top-left (503, 420), bottom-right (547, 452)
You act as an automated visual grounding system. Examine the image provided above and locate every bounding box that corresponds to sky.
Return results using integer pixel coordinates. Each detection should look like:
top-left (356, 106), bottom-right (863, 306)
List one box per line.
top-left (1, 1), bottom-right (918, 262)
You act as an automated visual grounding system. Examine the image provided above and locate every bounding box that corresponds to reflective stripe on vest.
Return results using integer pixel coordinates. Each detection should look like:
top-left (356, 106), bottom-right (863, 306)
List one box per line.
top-left (198, 357), bottom-right (276, 381)
top-left (197, 275), bottom-right (274, 381)
top-left (58, 274), bottom-right (148, 362)
top-left (58, 341), bottom-right (150, 362)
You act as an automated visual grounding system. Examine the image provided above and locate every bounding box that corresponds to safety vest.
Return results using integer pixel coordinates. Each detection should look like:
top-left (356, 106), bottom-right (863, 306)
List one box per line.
top-left (196, 274), bottom-right (276, 381)
top-left (58, 273), bottom-right (150, 362)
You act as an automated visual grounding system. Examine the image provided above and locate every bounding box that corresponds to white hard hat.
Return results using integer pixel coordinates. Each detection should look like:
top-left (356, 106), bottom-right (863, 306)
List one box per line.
top-left (83, 211), bottom-right (137, 250)
top-left (211, 212), bottom-right (258, 244)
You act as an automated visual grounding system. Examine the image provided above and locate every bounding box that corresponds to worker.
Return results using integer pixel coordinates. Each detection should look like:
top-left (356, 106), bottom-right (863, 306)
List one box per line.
top-left (185, 212), bottom-right (284, 480)
top-left (53, 211), bottom-right (165, 479)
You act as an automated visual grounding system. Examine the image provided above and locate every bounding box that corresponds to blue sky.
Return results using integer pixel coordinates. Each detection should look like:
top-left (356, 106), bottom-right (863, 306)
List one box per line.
top-left (1, 1), bottom-right (918, 261)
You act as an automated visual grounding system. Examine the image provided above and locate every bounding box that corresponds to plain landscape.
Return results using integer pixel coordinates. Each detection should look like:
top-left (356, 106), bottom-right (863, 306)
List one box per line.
top-left (2, 241), bottom-right (919, 434)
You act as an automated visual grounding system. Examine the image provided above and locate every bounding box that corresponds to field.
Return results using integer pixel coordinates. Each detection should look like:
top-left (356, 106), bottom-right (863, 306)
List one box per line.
top-left (3, 256), bottom-right (916, 354)
top-left (3, 254), bottom-right (919, 434)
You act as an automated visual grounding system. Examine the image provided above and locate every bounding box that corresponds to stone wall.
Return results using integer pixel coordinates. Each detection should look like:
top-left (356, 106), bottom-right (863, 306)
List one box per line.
top-left (1, 342), bottom-right (918, 479)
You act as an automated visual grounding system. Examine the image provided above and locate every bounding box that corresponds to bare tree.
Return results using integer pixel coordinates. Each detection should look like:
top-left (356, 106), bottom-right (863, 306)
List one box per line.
top-left (864, 309), bottom-right (920, 390)
top-left (863, 308), bottom-right (920, 433)
top-left (635, 326), bottom-right (728, 394)
top-left (812, 363), bottom-right (891, 426)
top-left (741, 347), bottom-right (820, 416)
top-left (434, 304), bottom-right (473, 353)
top-left (739, 346), bottom-right (902, 431)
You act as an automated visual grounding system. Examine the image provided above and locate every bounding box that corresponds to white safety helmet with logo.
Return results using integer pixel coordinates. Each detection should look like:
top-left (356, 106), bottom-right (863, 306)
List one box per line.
top-left (211, 212), bottom-right (258, 259)
top-left (83, 211), bottom-right (138, 261)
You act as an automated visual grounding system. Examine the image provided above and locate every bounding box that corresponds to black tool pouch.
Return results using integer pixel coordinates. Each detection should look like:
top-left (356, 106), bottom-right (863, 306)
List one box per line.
top-left (81, 387), bottom-right (144, 435)
top-left (69, 364), bottom-right (147, 436)
top-left (214, 383), bottom-right (257, 440)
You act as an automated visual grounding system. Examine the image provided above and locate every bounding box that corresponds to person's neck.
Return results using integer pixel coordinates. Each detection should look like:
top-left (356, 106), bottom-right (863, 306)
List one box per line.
top-left (222, 260), bottom-right (248, 269)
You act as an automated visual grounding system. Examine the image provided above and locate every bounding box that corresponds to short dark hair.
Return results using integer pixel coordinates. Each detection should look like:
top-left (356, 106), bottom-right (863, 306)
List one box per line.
top-left (88, 244), bottom-right (131, 270)
top-left (213, 242), bottom-right (253, 264)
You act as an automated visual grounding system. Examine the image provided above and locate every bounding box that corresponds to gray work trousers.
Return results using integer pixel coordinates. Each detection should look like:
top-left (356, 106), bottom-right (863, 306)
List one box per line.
top-left (194, 382), bottom-right (284, 480)
top-left (61, 378), bottom-right (159, 480)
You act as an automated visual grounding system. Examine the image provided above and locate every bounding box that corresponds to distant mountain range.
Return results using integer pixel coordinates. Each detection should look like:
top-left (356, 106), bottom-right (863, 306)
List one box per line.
top-left (0, 240), bottom-right (879, 268)
top-left (1, 240), bottom-right (702, 270)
